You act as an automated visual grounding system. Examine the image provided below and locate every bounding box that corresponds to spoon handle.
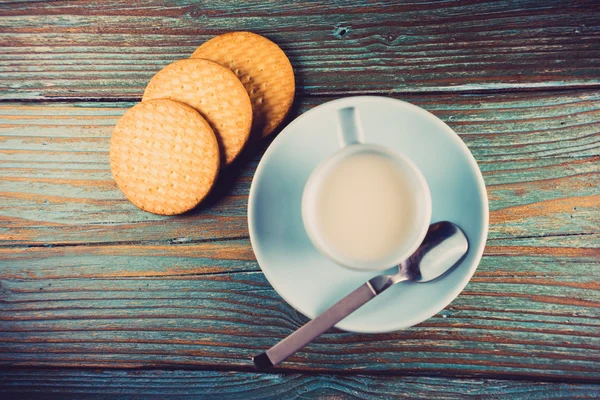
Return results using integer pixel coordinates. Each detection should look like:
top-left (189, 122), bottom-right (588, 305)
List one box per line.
top-left (253, 282), bottom-right (380, 369)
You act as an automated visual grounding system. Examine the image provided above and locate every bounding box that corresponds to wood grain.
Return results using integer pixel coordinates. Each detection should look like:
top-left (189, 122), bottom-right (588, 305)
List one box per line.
top-left (1, 369), bottom-right (599, 399)
top-left (1, 0), bottom-right (600, 389)
top-left (1, 0), bottom-right (600, 100)
top-left (2, 92), bottom-right (598, 380)
top-left (0, 234), bottom-right (598, 379)
top-left (1, 90), bottom-right (599, 245)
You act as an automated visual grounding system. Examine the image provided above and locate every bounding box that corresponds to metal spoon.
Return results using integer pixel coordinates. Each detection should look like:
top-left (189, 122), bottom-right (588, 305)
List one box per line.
top-left (253, 221), bottom-right (468, 369)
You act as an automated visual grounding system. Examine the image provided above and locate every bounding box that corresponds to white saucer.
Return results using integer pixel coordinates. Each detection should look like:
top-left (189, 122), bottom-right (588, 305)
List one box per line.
top-left (248, 96), bottom-right (488, 333)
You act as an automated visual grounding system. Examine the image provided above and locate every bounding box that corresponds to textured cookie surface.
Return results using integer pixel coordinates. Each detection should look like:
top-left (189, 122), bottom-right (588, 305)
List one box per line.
top-left (142, 59), bottom-right (252, 165)
top-left (110, 99), bottom-right (220, 215)
top-left (191, 31), bottom-right (295, 139)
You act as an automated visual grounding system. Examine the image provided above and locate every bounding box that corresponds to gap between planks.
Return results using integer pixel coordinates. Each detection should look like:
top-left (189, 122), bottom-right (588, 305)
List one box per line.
top-left (1, 231), bottom-right (599, 250)
top-left (0, 235), bottom-right (250, 249)
top-left (3, 83), bottom-right (600, 104)
top-left (0, 364), bottom-right (599, 386)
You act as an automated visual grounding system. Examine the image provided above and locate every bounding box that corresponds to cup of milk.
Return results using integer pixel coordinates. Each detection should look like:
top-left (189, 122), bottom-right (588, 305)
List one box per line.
top-left (302, 107), bottom-right (432, 272)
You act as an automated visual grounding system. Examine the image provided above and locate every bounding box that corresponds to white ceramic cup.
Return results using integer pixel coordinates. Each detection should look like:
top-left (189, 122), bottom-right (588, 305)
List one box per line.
top-left (302, 107), bottom-right (432, 272)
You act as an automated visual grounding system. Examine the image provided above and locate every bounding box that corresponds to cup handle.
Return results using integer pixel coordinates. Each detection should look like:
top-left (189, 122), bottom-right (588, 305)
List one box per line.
top-left (337, 107), bottom-right (364, 147)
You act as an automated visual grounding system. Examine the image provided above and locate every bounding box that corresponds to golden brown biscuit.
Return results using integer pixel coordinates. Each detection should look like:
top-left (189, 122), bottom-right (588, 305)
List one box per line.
top-left (191, 31), bottom-right (295, 139)
top-left (142, 59), bottom-right (252, 165)
top-left (110, 99), bottom-right (220, 215)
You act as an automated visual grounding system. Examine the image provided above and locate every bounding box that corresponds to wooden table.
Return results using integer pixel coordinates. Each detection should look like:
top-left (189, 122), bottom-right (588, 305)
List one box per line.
top-left (1, 1), bottom-right (599, 398)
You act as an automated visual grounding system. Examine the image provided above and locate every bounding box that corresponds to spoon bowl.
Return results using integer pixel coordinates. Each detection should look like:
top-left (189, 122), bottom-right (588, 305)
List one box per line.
top-left (367, 222), bottom-right (468, 294)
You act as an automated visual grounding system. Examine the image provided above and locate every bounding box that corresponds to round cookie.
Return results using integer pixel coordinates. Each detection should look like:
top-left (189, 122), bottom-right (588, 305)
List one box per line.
top-left (191, 31), bottom-right (295, 139)
top-left (110, 99), bottom-right (220, 215)
top-left (142, 59), bottom-right (252, 165)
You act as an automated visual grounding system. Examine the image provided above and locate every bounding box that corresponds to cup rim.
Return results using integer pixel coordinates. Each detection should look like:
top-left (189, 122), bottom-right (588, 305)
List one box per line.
top-left (302, 143), bottom-right (432, 272)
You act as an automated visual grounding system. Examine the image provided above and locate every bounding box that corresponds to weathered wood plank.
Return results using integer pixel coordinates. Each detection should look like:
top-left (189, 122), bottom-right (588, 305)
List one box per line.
top-left (0, 235), bottom-right (598, 379)
top-left (1, 369), bottom-right (599, 399)
top-left (1, 90), bottom-right (599, 245)
top-left (1, 0), bottom-right (600, 100)
top-left (1, 0), bottom-right (598, 392)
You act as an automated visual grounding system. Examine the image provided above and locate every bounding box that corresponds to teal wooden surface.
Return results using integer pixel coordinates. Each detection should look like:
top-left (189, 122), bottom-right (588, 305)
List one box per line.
top-left (1, 91), bottom-right (600, 245)
top-left (1, 0), bottom-right (600, 100)
top-left (0, 235), bottom-right (598, 380)
top-left (1, 370), bottom-right (599, 399)
top-left (1, 0), bottom-right (600, 397)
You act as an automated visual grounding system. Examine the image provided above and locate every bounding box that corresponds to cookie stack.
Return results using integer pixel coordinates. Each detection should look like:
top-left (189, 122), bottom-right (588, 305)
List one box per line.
top-left (110, 32), bottom-right (295, 215)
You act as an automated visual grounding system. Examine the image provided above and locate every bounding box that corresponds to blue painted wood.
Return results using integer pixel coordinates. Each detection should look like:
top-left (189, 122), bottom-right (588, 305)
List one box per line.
top-left (1, 370), bottom-right (599, 399)
top-left (1, 0), bottom-right (599, 100)
top-left (1, 91), bottom-right (599, 245)
top-left (0, 235), bottom-right (598, 379)
top-left (1, 0), bottom-right (600, 394)
top-left (0, 92), bottom-right (599, 381)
